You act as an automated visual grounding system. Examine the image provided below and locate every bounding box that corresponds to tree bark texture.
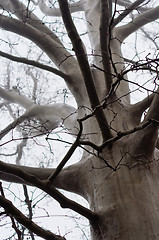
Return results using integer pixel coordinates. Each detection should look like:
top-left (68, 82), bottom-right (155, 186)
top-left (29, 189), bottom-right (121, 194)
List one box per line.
top-left (84, 146), bottom-right (159, 239)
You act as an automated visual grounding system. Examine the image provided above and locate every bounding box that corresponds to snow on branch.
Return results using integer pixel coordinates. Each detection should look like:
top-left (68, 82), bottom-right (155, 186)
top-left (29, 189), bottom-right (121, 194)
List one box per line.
top-left (0, 87), bottom-right (78, 139)
top-left (0, 87), bottom-right (34, 109)
top-left (0, 103), bottom-right (78, 140)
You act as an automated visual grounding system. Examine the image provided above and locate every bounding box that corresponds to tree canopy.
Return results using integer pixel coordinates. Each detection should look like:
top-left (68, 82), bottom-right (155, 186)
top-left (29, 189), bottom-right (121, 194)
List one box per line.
top-left (0, 0), bottom-right (159, 239)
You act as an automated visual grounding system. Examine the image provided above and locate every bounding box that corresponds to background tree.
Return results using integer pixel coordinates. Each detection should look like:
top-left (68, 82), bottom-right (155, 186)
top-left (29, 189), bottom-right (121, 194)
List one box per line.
top-left (0, 0), bottom-right (159, 239)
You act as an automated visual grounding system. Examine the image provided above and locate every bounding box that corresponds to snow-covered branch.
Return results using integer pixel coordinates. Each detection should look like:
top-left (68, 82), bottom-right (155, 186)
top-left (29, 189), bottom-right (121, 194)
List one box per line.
top-left (0, 87), bottom-right (34, 109)
top-left (0, 103), bottom-right (78, 140)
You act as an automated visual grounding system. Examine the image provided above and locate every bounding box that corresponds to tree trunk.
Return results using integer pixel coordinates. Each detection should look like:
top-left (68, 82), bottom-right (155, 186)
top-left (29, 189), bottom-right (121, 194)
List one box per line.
top-left (82, 142), bottom-right (159, 239)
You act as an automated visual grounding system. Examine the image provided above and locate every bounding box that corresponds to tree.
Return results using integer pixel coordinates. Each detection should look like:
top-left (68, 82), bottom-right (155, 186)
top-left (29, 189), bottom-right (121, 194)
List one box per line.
top-left (0, 0), bottom-right (159, 239)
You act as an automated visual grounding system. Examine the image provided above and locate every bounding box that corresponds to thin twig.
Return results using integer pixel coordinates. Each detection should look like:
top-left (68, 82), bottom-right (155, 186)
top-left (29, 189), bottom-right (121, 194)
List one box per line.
top-left (0, 161), bottom-right (96, 221)
top-left (48, 120), bottom-right (83, 181)
top-left (0, 182), bottom-right (22, 240)
top-left (0, 195), bottom-right (65, 240)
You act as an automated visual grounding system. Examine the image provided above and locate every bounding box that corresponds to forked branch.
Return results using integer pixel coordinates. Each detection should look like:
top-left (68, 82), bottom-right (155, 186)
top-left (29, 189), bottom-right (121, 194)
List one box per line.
top-left (131, 88), bottom-right (159, 158)
top-left (117, 5), bottom-right (159, 41)
top-left (0, 161), bottom-right (96, 221)
top-left (112, 0), bottom-right (147, 27)
top-left (112, 0), bottom-right (150, 13)
top-left (9, 0), bottom-right (63, 46)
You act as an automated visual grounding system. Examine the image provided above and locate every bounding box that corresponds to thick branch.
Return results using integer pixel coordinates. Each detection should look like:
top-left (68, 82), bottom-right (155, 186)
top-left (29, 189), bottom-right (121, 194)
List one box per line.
top-left (112, 0), bottom-right (147, 27)
top-left (156, 138), bottom-right (159, 150)
top-left (130, 123), bottom-right (159, 159)
top-left (112, 0), bottom-right (150, 12)
top-left (0, 161), bottom-right (96, 221)
top-left (9, 0), bottom-right (63, 46)
top-left (0, 162), bottom-right (88, 197)
top-left (130, 88), bottom-right (159, 158)
top-left (0, 102), bottom-right (77, 140)
top-left (100, 120), bottom-right (152, 149)
top-left (79, 119), bottom-right (158, 151)
top-left (0, 196), bottom-right (65, 240)
top-left (0, 15), bottom-right (75, 72)
top-left (0, 50), bottom-right (69, 81)
top-left (129, 93), bottom-right (154, 124)
top-left (116, 5), bottom-right (159, 41)
top-left (145, 88), bottom-right (159, 122)
top-left (0, 87), bottom-right (34, 109)
top-left (0, 85), bottom-right (77, 136)
top-left (58, 0), bottom-right (112, 141)
top-left (0, 15), bottom-right (85, 103)
top-left (100, 0), bottom-right (112, 93)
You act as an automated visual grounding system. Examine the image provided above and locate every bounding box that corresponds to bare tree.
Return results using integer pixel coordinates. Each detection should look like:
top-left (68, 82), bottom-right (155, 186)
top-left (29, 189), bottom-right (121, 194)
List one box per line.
top-left (0, 0), bottom-right (159, 239)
